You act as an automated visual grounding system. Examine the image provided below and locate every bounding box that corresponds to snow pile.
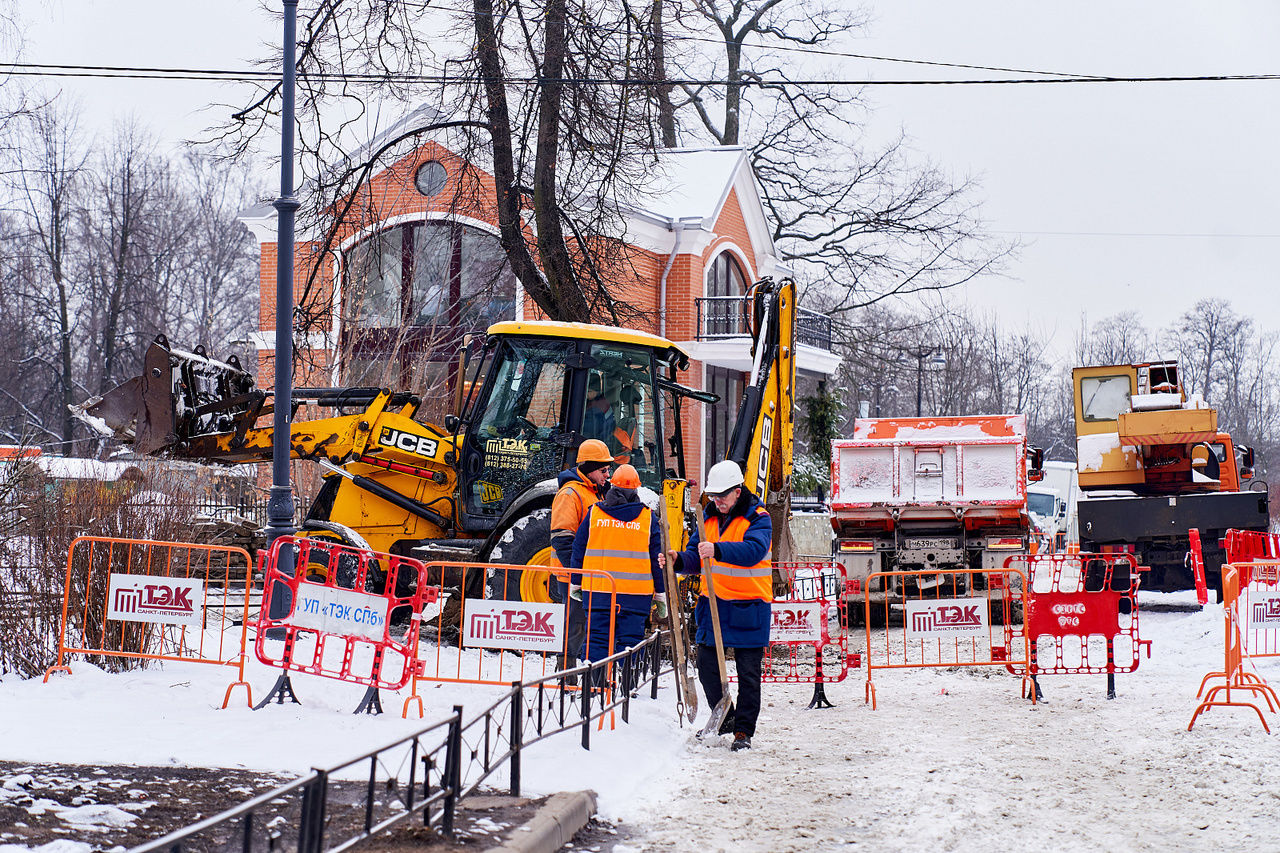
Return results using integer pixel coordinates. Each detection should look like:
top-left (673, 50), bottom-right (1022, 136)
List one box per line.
top-left (3, 594), bottom-right (1280, 851)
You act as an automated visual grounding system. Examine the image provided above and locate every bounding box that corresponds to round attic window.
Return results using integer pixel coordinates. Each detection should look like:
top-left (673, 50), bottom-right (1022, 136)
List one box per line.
top-left (414, 161), bottom-right (447, 197)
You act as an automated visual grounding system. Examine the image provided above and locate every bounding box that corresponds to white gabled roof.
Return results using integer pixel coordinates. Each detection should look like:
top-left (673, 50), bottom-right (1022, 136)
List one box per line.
top-left (623, 146), bottom-right (777, 271)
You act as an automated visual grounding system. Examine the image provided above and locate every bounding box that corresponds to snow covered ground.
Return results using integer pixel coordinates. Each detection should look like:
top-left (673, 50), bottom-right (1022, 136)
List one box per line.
top-left (3, 591), bottom-right (1280, 852)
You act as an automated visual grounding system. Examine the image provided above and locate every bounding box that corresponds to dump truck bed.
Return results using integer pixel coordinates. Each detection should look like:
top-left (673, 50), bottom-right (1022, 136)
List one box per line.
top-left (830, 415), bottom-right (1029, 515)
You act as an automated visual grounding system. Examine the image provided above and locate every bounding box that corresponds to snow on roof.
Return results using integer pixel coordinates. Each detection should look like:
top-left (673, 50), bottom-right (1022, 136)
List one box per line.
top-left (852, 415), bottom-right (1027, 441)
top-left (31, 457), bottom-right (142, 482)
top-left (627, 147), bottom-right (750, 224)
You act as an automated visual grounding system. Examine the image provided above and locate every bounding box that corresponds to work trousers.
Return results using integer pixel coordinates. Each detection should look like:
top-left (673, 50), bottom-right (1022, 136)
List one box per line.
top-left (697, 643), bottom-right (764, 737)
top-left (547, 575), bottom-right (586, 669)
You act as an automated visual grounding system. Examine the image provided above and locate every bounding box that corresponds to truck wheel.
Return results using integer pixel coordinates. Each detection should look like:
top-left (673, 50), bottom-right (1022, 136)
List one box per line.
top-left (488, 507), bottom-right (555, 603)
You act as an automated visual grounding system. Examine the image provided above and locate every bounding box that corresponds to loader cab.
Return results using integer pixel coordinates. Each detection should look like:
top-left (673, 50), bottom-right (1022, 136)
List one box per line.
top-left (454, 322), bottom-right (698, 530)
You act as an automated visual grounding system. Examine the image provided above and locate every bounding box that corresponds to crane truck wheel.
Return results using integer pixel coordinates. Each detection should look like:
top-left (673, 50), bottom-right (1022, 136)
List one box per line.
top-left (488, 507), bottom-right (556, 604)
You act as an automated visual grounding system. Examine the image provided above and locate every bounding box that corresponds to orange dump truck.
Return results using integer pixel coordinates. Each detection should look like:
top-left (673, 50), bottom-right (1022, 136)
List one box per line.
top-left (828, 414), bottom-right (1042, 622)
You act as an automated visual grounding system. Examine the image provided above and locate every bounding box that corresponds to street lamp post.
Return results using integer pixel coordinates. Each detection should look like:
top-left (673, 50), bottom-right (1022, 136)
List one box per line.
top-left (266, 0), bottom-right (300, 549)
top-left (906, 346), bottom-right (946, 417)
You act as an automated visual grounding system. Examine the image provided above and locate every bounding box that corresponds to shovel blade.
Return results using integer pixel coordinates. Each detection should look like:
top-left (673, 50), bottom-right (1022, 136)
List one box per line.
top-left (683, 676), bottom-right (699, 722)
top-left (699, 697), bottom-right (733, 739)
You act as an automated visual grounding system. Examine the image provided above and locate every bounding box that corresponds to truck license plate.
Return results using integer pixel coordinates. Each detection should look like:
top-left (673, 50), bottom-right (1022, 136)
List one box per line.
top-left (904, 537), bottom-right (958, 550)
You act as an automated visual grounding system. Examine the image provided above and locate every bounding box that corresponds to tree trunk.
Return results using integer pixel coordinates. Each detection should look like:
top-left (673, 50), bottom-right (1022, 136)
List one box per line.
top-left (650, 0), bottom-right (677, 147)
top-left (532, 0), bottom-right (590, 322)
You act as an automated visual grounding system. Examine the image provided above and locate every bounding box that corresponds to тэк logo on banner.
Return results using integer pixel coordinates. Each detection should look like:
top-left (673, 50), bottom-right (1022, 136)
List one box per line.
top-left (770, 603), bottom-right (823, 643)
top-left (1250, 596), bottom-right (1280, 628)
top-left (904, 597), bottom-right (988, 638)
top-left (464, 599), bottom-right (564, 652)
top-left (107, 573), bottom-right (204, 628)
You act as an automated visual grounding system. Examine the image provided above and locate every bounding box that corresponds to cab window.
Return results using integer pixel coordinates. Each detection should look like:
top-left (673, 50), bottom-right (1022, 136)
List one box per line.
top-left (583, 344), bottom-right (661, 491)
top-left (1081, 375), bottom-right (1132, 422)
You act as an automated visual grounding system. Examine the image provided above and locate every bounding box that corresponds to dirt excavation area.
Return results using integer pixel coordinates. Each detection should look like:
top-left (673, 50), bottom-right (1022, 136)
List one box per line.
top-left (613, 602), bottom-right (1280, 853)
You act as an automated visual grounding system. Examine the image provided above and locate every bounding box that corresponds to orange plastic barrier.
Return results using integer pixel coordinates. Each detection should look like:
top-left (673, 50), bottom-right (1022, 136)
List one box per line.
top-left (1224, 529), bottom-right (1280, 584)
top-left (764, 562), bottom-right (860, 708)
top-left (1188, 529), bottom-right (1209, 606)
top-left (1004, 553), bottom-right (1150, 699)
top-left (43, 536), bottom-right (253, 708)
top-left (861, 567), bottom-right (1031, 709)
top-left (1189, 563), bottom-right (1279, 733)
top-left (256, 536), bottom-right (435, 694)
top-left (402, 562), bottom-right (620, 718)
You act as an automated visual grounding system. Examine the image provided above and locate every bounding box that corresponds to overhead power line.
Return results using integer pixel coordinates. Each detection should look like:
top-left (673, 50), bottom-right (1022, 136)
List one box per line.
top-left (3, 62), bottom-right (1280, 87)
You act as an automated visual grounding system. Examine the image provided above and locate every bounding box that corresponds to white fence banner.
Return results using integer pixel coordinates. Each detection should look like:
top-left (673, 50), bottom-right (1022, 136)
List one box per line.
top-left (463, 598), bottom-right (564, 652)
top-left (107, 573), bottom-right (205, 628)
top-left (770, 603), bottom-right (825, 643)
top-left (285, 581), bottom-right (390, 641)
top-left (904, 597), bottom-right (990, 639)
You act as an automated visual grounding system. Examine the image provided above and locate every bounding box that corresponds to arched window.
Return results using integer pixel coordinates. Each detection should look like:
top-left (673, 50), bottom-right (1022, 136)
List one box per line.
top-left (704, 251), bottom-right (748, 470)
top-left (705, 251), bottom-right (748, 335)
top-left (342, 220), bottom-right (516, 421)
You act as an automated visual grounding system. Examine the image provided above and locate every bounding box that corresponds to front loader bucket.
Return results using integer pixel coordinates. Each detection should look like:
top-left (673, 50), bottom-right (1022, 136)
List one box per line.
top-left (73, 335), bottom-right (258, 456)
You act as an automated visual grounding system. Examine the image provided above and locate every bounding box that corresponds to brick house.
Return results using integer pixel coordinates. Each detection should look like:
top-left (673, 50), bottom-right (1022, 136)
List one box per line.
top-left (239, 110), bottom-right (839, 484)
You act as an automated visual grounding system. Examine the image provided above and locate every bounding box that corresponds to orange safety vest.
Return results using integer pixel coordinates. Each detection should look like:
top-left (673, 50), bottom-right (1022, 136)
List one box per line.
top-left (580, 504), bottom-right (656, 596)
top-left (702, 507), bottom-right (773, 602)
top-left (549, 476), bottom-right (600, 580)
top-left (612, 426), bottom-right (635, 465)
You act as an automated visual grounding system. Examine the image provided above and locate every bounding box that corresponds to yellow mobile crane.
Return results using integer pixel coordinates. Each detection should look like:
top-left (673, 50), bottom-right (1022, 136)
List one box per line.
top-left (78, 278), bottom-right (797, 602)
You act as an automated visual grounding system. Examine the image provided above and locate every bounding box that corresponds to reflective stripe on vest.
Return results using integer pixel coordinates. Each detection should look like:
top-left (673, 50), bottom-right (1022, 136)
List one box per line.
top-left (703, 507), bottom-right (773, 602)
top-left (549, 478), bottom-right (600, 579)
top-left (581, 505), bottom-right (655, 595)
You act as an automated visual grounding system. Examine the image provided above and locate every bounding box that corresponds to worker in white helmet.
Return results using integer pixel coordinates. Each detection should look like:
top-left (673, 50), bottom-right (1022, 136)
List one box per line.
top-left (669, 459), bottom-right (772, 751)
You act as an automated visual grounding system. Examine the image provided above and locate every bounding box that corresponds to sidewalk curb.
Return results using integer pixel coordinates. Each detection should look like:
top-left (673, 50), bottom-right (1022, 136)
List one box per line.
top-left (483, 790), bottom-right (598, 853)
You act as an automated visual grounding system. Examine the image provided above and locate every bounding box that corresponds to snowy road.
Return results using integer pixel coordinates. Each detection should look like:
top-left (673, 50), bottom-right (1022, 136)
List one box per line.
top-left (611, 602), bottom-right (1280, 852)
top-left (3, 596), bottom-right (1280, 852)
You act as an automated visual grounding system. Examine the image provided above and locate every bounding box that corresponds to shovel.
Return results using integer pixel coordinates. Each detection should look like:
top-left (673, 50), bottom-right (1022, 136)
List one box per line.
top-left (698, 554), bottom-right (733, 739)
top-left (658, 503), bottom-right (698, 723)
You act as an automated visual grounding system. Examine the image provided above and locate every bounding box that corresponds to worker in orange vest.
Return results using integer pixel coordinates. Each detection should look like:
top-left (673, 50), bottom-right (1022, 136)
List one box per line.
top-left (670, 460), bottom-right (772, 751)
top-left (570, 464), bottom-right (666, 668)
top-left (548, 439), bottom-right (613, 670)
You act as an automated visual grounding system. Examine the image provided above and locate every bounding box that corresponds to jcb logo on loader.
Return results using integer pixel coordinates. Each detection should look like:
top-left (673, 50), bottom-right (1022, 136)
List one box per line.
top-left (379, 428), bottom-right (439, 459)
top-left (756, 414), bottom-right (773, 495)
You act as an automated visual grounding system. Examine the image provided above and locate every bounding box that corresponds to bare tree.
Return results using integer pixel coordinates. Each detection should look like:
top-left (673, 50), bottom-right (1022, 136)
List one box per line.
top-left (213, 0), bottom-right (673, 329)
top-left (668, 0), bottom-right (1012, 310)
top-left (166, 152), bottom-right (260, 352)
top-left (4, 99), bottom-right (87, 452)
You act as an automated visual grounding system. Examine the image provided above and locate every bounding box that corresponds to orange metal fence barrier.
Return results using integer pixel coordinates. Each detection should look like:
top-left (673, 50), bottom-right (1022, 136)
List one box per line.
top-left (764, 561), bottom-right (860, 708)
top-left (1189, 562), bottom-right (1280, 732)
top-left (403, 562), bottom-right (619, 718)
top-left (861, 567), bottom-right (1030, 709)
top-left (43, 536), bottom-right (253, 708)
top-left (1003, 553), bottom-right (1149, 700)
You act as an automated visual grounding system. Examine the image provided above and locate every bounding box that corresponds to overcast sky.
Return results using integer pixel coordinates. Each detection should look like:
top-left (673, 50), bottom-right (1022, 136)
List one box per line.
top-left (18, 1), bottom-right (1280, 359)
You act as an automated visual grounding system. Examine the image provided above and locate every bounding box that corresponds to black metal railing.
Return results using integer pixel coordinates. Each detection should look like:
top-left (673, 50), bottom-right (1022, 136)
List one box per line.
top-left (129, 632), bottom-right (667, 853)
top-left (695, 296), bottom-right (833, 351)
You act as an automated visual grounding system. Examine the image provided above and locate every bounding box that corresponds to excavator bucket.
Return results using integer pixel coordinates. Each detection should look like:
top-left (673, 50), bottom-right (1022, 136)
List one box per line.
top-left (74, 335), bottom-right (259, 456)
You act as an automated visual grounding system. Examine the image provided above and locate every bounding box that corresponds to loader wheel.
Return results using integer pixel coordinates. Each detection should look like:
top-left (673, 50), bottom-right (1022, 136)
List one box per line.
top-left (488, 507), bottom-right (555, 604)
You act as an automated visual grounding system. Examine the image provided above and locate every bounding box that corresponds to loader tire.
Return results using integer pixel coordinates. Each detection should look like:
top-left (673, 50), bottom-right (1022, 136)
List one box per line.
top-left (488, 507), bottom-right (556, 604)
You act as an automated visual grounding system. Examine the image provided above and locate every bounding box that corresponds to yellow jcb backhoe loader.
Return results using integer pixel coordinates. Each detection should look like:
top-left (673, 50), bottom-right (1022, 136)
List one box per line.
top-left (77, 278), bottom-right (798, 604)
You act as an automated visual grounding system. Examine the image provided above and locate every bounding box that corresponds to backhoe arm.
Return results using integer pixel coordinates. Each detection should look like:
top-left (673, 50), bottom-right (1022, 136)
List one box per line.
top-left (727, 278), bottom-right (796, 505)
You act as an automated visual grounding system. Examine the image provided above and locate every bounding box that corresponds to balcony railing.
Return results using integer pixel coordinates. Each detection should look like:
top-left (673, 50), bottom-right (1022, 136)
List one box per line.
top-left (694, 296), bottom-right (833, 351)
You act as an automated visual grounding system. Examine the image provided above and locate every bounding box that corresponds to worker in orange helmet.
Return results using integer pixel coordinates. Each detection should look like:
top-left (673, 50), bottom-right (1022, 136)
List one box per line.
top-left (548, 438), bottom-right (613, 671)
top-left (570, 464), bottom-right (666, 670)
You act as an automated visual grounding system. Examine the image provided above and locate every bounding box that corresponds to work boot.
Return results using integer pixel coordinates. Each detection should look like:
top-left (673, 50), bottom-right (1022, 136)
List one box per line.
top-left (731, 733), bottom-right (751, 752)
